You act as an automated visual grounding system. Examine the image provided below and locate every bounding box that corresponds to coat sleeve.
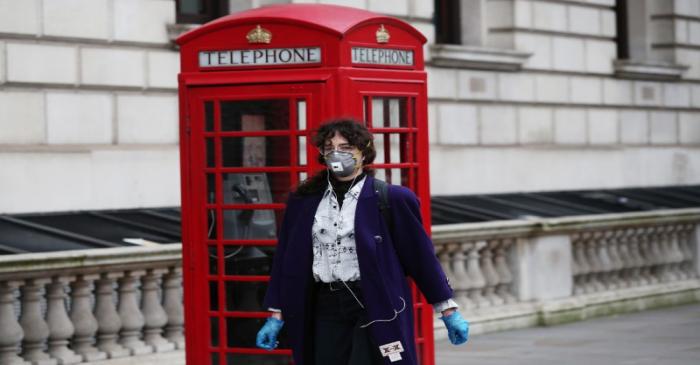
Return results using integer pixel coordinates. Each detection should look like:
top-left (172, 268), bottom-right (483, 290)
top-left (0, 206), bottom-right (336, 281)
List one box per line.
top-left (388, 186), bottom-right (453, 305)
top-left (262, 194), bottom-right (298, 311)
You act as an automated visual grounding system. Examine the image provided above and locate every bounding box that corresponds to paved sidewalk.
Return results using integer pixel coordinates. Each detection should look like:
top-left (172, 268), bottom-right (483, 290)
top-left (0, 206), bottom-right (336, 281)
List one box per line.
top-left (436, 304), bottom-right (700, 365)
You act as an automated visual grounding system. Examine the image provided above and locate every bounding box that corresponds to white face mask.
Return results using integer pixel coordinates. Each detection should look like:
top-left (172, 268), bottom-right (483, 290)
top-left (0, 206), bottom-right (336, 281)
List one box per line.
top-left (325, 150), bottom-right (360, 178)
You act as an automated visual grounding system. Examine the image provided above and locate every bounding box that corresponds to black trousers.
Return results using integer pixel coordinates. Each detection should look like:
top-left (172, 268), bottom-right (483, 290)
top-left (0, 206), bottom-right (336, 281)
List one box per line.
top-left (313, 282), bottom-right (384, 365)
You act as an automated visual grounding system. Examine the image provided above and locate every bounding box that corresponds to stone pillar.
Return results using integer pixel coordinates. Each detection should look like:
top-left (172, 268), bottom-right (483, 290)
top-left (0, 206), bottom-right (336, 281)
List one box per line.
top-left (514, 235), bottom-right (573, 301)
top-left (141, 268), bottom-right (175, 352)
top-left (95, 273), bottom-right (129, 359)
top-left (20, 278), bottom-right (57, 365)
top-left (118, 270), bottom-right (153, 355)
top-left (70, 274), bottom-right (106, 361)
top-left (46, 276), bottom-right (82, 365)
top-left (162, 267), bottom-right (185, 349)
top-left (0, 281), bottom-right (29, 365)
top-left (694, 223), bottom-right (700, 277)
top-left (459, 0), bottom-right (487, 46)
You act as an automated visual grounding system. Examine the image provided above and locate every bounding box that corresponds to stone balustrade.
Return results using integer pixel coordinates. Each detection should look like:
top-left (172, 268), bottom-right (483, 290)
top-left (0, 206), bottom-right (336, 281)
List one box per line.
top-left (0, 246), bottom-right (182, 365)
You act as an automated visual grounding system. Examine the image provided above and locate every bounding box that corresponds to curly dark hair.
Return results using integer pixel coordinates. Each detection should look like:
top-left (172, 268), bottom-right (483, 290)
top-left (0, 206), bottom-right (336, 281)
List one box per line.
top-left (295, 118), bottom-right (376, 195)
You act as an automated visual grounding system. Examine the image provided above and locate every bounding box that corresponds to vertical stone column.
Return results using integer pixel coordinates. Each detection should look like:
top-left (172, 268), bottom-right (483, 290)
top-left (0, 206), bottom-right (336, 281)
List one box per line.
top-left (46, 276), bottom-right (82, 365)
top-left (20, 278), bottom-right (57, 365)
top-left (95, 272), bottom-right (129, 359)
top-left (162, 267), bottom-right (185, 349)
top-left (70, 274), bottom-right (106, 361)
top-left (466, 241), bottom-right (489, 308)
top-left (494, 239), bottom-right (516, 303)
top-left (118, 270), bottom-right (153, 355)
top-left (693, 222), bottom-right (700, 278)
top-left (480, 241), bottom-right (503, 306)
top-left (141, 268), bottom-right (175, 352)
top-left (0, 281), bottom-right (29, 365)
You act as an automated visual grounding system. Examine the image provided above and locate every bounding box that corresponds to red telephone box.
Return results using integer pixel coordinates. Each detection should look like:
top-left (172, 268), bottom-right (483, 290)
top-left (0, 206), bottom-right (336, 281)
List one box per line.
top-left (176, 4), bottom-right (434, 364)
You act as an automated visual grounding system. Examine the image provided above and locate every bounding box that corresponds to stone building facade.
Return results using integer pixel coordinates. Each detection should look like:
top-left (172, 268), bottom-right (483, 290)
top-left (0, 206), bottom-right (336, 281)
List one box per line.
top-left (0, 0), bottom-right (699, 214)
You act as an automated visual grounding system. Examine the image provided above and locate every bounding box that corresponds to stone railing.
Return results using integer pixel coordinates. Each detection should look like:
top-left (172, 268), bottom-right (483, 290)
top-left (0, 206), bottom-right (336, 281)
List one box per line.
top-left (432, 208), bottom-right (700, 333)
top-left (0, 246), bottom-right (183, 365)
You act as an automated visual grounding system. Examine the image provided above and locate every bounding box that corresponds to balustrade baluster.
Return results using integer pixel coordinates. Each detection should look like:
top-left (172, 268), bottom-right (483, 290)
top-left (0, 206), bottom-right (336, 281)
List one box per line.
top-left (571, 235), bottom-right (588, 295)
top-left (0, 281), bottom-right (28, 365)
top-left (480, 241), bottom-right (503, 306)
top-left (46, 276), bottom-right (81, 365)
top-left (615, 230), bottom-right (633, 288)
top-left (494, 239), bottom-right (516, 303)
top-left (142, 269), bottom-right (175, 352)
top-left (70, 274), bottom-right (106, 361)
top-left (669, 225), bottom-right (686, 280)
top-left (95, 272), bottom-right (129, 359)
top-left (162, 267), bottom-right (185, 349)
top-left (638, 229), bottom-right (656, 284)
top-left (607, 230), bottom-right (624, 289)
top-left (680, 224), bottom-right (697, 278)
top-left (467, 241), bottom-right (489, 308)
top-left (583, 233), bottom-right (602, 293)
top-left (629, 228), bottom-right (647, 286)
top-left (596, 231), bottom-right (614, 290)
top-left (118, 270), bottom-right (153, 355)
top-left (20, 278), bottom-right (56, 365)
top-left (449, 243), bottom-right (473, 309)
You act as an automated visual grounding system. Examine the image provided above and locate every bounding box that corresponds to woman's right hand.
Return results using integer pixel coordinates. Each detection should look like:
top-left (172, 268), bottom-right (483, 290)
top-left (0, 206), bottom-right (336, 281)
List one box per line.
top-left (256, 316), bottom-right (284, 350)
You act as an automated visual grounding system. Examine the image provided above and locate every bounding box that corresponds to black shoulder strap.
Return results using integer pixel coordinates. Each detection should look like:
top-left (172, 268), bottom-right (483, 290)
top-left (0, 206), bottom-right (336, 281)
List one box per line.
top-left (373, 178), bottom-right (393, 233)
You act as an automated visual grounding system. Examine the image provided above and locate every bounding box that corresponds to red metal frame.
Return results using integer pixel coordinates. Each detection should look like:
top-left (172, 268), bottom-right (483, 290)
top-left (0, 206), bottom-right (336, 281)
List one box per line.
top-left (177, 4), bottom-right (434, 365)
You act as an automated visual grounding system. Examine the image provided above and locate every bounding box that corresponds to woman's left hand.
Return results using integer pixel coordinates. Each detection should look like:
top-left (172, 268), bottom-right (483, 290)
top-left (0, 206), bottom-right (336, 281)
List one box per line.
top-left (441, 310), bottom-right (469, 345)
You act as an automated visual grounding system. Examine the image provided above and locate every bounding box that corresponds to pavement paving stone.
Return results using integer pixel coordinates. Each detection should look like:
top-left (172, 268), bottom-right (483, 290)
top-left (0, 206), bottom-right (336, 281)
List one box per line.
top-left (435, 304), bottom-right (700, 365)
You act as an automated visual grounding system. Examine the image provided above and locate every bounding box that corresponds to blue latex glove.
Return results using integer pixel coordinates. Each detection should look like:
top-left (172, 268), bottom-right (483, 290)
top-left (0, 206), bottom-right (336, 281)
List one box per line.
top-left (441, 311), bottom-right (469, 345)
top-left (256, 317), bottom-right (284, 350)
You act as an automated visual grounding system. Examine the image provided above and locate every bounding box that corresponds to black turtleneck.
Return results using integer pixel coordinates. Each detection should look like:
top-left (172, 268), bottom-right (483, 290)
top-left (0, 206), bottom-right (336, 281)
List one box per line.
top-left (329, 172), bottom-right (366, 208)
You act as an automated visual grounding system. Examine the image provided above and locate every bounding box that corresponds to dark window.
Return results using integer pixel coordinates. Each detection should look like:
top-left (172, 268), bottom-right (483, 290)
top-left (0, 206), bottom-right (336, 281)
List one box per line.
top-left (435, 0), bottom-right (461, 44)
top-left (615, 0), bottom-right (629, 59)
top-left (177, 0), bottom-right (228, 24)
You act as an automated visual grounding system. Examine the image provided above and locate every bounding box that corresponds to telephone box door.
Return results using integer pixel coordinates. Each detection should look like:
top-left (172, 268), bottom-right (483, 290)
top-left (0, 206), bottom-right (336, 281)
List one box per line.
top-left (183, 82), bottom-right (322, 364)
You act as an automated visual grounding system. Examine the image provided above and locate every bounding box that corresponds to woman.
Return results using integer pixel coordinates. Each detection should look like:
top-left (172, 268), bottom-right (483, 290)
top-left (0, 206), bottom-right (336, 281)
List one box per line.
top-left (256, 119), bottom-right (468, 364)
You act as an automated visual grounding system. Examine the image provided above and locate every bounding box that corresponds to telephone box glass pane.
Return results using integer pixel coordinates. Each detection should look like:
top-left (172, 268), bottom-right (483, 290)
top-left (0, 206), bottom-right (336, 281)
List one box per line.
top-left (298, 136), bottom-right (307, 165)
top-left (297, 100), bottom-right (307, 130)
top-left (206, 138), bottom-right (215, 168)
top-left (373, 133), bottom-right (401, 164)
top-left (209, 281), bottom-right (219, 310)
top-left (207, 210), bottom-right (217, 239)
top-left (207, 174), bottom-right (216, 204)
top-left (205, 101), bottom-right (214, 132)
top-left (225, 281), bottom-right (268, 311)
top-left (210, 317), bottom-right (219, 346)
top-left (223, 246), bottom-right (273, 275)
top-left (221, 137), bottom-right (290, 167)
top-left (222, 209), bottom-right (277, 240)
top-left (210, 353), bottom-right (219, 365)
top-left (370, 97), bottom-right (408, 128)
top-left (221, 173), bottom-right (289, 204)
top-left (220, 100), bottom-right (289, 131)
top-left (208, 246), bottom-right (218, 275)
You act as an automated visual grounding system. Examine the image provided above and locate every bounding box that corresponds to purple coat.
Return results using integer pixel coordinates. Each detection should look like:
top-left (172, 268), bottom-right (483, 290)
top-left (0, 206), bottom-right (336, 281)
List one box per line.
top-left (263, 175), bottom-right (453, 365)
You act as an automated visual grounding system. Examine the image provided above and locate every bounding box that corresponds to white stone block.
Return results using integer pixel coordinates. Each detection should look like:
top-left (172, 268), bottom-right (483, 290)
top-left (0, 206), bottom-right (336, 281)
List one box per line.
top-left (457, 70), bottom-right (497, 100)
top-left (600, 9), bottom-right (616, 37)
top-left (114, 0), bottom-right (175, 44)
top-left (6, 43), bottom-right (78, 84)
top-left (570, 76), bottom-right (603, 104)
top-left (588, 108), bottom-right (618, 145)
top-left (147, 51), bottom-right (179, 89)
top-left (603, 79), bottom-right (632, 105)
top-left (679, 113), bottom-right (700, 145)
top-left (515, 33), bottom-right (552, 70)
top-left (46, 92), bottom-right (113, 144)
top-left (569, 6), bottom-right (600, 35)
top-left (487, 0), bottom-right (514, 28)
top-left (81, 48), bottom-right (145, 87)
top-left (674, 0), bottom-right (700, 17)
top-left (552, 37), bottom-right (585, 72)
top-left (516, 235), bottom-right (573, 301)
top-left (411, 0), bottom-right (433, 18)
top-left (480, 106), bottom-right (517, 145)
top-left (650, 19), bottom-right (674, 44)
top-left (535, 74), bottom-right (569, 103)
top-left (633, 81), bottom-right (663, 106)
top-left (518, 107), bottom-right (553, 144)
top-left (411, 21), bottom-right (435, 61)
top-left (585, 39), bottom-right (616, 74)
top-left (675, 20), bottom-right (689, 44)
top-left (427, 67), bottom-right (457, 99)
top-left (117, 94), bottom-right (178, 144)
top-left (533, 1), bottom-right (567, 31)
top-left (368, 0), bottom-right (408, 16)
top-left (554, 108), bottom-right (587, 144)
top-left (689, 21), bottom-right (700, 45)
top-left (497, 73), bottom-right (535, 102)
top-left (649, 111), bottom-right (678, 145)
top-left (514, 0), bottom-right (532, 27)
top-left (663, 83), bottom-right (691, 107)
top-left (620, 110), bottom-right (649, 144)
top-left (0, 91), bottom-right (45, 144)
top-left (675, 49), bottom-right (700, 79)
top-left (0, 41), bottom-right (5, 84)
top-left (0, 0), bottom-right (39, 34)
top-left (319, 0), bottom-right (367, 9)
top-left (428, 102), bottom-right (437, 144)
top-left (436, 104), bottom-right (478, 145)
top-left (585, 0), bottom-right (615, 6)
top-left (692, 85), bottom-right (700, 107)
top-left (43, 0), bottom-right (110, 39)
